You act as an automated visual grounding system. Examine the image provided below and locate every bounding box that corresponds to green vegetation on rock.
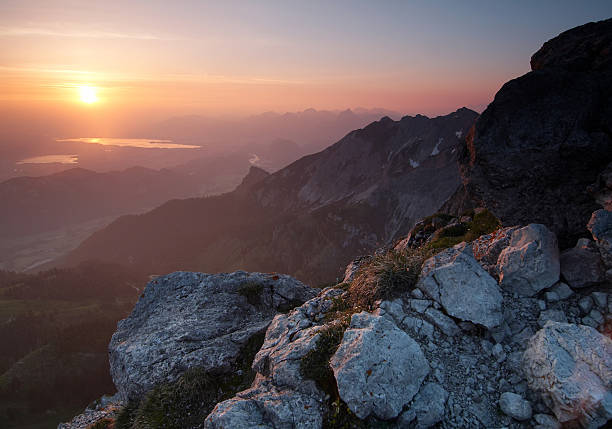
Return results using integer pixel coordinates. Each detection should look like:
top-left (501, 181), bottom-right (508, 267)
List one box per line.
top-left (427, 209), bottom-right (501, 249)
top-left (116, 332), bottom-right (265, 429)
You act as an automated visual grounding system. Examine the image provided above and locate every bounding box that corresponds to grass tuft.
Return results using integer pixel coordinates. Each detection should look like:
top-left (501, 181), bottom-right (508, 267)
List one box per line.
top-left (346, 248), bottom-right (429, 311)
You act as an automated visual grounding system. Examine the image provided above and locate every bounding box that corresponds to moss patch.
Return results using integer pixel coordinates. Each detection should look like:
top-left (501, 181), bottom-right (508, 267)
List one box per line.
top-left (300, 322), bottom-right (346, 396)
top-left (300, 322), bottom-right (366, 429)
top-left (115, 332), bottom-right (265, 429)
top-left (236, 282), bottom-right (265, 307)
top-left (428, 209), bottom-right (501, 250)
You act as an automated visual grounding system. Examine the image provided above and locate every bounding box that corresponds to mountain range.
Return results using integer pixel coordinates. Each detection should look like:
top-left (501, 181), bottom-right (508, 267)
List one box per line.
top-left (58, 108), bottom-right (478, 285)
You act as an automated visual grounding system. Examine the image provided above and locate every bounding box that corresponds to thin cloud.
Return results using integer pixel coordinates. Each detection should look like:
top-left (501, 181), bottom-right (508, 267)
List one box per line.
top-left (0, 26), bottom-right (180, 41)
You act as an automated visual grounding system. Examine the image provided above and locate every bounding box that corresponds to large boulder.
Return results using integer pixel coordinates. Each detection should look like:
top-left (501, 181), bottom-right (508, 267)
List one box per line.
top-left (560, 238), bottom-right (605, 288)
top-left (523, 321), bottom-right (612, 428)
top-left (497, 224), bottom-right (560, 296)
top-left (449, 18), bottom-right (612, 247)
top-left (417, 243), bottom-right (503, 329)
top-left (109, 271), bottom-right (316, 401)
top-left (330, 312), bottom-right (430, 420)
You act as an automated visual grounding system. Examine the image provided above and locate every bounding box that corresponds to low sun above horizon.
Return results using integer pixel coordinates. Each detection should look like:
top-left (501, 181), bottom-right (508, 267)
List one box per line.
top-left (78, 85), bottom-right (98, 104)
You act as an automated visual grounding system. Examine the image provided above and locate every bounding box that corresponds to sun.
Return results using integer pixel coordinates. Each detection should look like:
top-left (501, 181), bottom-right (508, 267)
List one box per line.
top-left (78, 85), bottom-right (98, 104)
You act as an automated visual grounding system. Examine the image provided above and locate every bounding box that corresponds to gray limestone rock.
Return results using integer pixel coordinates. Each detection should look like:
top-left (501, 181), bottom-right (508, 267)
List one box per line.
top-left (330, 312), bottom-right (430, 420)
top-left (109, 271), bottom-right (316, 401)
top-left (523, 321), bottom-right (612, 428)
top-left (418, 243), bottom-right (503, 328)
top-left (410, 383), bottom-right (449, 428)
top-left (497, 224), bottom-right (560, 296)
top-left (499, 392), bottom-right (532, 421)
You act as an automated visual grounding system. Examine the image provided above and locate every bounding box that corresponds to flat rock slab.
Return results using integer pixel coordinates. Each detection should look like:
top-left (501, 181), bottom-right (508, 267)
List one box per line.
top-left (109, 271), bottom-right (316, 401)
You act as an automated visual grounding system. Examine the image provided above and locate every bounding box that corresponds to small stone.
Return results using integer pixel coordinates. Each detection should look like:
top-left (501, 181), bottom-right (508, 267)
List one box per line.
top-left (408, 299), bottom-right (431, 314)
top-left (411, 288), bottom-right (424, 299)
top-left (481, 339), bottom-right (493, 355)
top-left (578, 296), bottom-right (593, 315)
top-left (588, 309), bottom-right (604, 325)
top-left (538, 300), bottom-right (546, 310)
top-left (492, 343), bottom-right (504, 357)
top-left (545, 291), bottom-right (560, 302)
top-left (537, 309), bottom-right (567, 328)
top-left (423, 308), bottom-right (460, 336)
top-left (550, 282), bottom-right (573, 300)
top-left (591, 292), bottom-right (607, 309)
top-left (499, 392), bottom-right (532, 421)
top-left (411, 383), bottom-right (448, 428)
top-left (581, 316), bottom-right (599, 328)
top-left (499, 379), bottom-right (512, 392)
top-left (534, 413), bottom-right (560, 429)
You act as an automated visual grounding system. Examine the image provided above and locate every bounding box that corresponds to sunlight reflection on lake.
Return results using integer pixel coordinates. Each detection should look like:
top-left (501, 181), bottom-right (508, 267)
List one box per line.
top-left (17, 154), bottom-right (79, 164)
top-left (56, 137), bottom-right (201, 149)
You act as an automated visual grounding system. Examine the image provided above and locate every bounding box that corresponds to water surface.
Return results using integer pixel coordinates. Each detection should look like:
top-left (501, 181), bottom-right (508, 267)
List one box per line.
top-left (56, 137), bottom-right (201, 149)
top-left (17, 154), bottom-right (79, 164)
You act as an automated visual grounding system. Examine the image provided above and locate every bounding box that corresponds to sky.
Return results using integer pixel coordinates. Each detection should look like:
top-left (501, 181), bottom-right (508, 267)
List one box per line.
top-left (1, 0), bottom-right (611, 132)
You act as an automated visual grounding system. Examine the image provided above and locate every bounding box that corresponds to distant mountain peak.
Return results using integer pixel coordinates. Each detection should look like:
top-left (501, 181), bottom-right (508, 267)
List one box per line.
top-left (234, 165), bottom-right (270, 194)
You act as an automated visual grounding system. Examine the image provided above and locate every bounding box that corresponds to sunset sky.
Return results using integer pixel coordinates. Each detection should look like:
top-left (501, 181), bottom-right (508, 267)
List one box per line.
top-left (1, 0), bottom-right (611, 126)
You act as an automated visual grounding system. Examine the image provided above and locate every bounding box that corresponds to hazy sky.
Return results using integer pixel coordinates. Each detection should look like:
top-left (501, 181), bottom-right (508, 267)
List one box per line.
top-left (1, 0), bottom-right (611, 125)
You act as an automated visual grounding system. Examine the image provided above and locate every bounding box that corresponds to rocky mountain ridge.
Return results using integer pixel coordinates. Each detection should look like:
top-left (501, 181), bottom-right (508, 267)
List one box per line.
top-left (58, 108), bottom-right (477, 285)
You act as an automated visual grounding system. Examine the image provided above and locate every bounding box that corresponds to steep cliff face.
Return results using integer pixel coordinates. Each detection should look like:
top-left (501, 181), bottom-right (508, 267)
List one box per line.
top-left (448, 18), bottom-right (612, 248)
top-left (59, 108), bottom-right (477, 285)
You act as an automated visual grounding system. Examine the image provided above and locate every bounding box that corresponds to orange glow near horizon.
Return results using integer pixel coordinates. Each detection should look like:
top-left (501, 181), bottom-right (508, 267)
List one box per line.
top-left (1, 1), bottom-right (610, 135)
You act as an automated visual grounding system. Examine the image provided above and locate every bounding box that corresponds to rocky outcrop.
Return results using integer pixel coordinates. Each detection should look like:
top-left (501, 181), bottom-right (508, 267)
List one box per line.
top-left (205, 287), bottom-right (344, 428)
top-left (450, 18), bottom-right (612, 248)
top-left (498, 224), bottom-right (560, 296)
top-left (417, 243), bottom-right (503, 328)
top-left (523, 321), bottom-right (612, 428)
top-left (109, 271), bottom-right (316, 401)
top-left (330, 312), bottom-right (429, 419)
